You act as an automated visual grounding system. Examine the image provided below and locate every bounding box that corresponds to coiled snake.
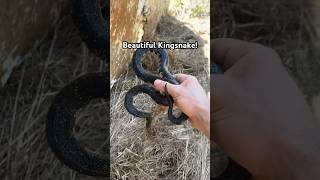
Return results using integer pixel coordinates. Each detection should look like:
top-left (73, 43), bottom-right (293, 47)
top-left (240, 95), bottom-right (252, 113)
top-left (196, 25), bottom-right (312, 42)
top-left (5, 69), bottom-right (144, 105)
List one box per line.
top-left (46, 0), bottom-right (250, 178)
top-left (71, 0), bottom-right (108, 61)
top-left (46, 0), bottom-right (109, 177)
top-left (124, 48), bottom-right (188, 125)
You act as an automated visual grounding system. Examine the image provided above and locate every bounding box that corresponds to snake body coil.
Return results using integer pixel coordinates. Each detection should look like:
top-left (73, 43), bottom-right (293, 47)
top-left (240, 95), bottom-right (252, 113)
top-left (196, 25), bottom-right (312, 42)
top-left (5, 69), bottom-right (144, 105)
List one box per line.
top-left (71, 0), bottom-right (108, 61)
top-left (46, 72), bottom-right (109, 177)
top-left (125, 48), bottom-right (188, 125)
top-left (46, 0), bottom-right (250, 178)
top-left (46, 0), bottom-right (109, 177)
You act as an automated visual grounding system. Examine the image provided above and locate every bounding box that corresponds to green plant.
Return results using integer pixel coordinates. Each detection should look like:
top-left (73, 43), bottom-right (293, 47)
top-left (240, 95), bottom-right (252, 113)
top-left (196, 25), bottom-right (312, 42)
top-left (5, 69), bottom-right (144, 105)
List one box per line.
top-left (175, 0), bottom-right (184, 8)
top-left (190, 5), bottom-right (207, 17)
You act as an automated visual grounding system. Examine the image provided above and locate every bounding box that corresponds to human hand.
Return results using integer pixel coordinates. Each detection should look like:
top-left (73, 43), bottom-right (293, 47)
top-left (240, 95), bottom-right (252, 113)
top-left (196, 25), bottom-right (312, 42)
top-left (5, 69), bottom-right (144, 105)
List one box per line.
top-left (212, 38), bottom-right (320, 180)
top-left (154, 74), bottom-right (210, 138)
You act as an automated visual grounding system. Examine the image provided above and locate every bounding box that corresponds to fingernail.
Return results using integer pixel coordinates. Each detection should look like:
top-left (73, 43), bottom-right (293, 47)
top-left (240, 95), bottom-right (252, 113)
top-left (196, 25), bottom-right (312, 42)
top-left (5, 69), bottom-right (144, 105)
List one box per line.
top-left (154, 79), bottom-right (161, 86)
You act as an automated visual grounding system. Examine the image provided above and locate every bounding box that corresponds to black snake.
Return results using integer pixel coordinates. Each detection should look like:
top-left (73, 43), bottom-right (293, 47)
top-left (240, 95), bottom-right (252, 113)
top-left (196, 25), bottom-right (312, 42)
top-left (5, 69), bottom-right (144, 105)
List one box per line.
top-left (46, 72), bottom-right (108, 177)
top-left (124, 48), bottom-right (188, 125)
top-left (46, 0), bottom-right (109, 177)
top-left (46, 0), bottom-right (250, 178)
top-left (71, 0), bottom-right (108, 61)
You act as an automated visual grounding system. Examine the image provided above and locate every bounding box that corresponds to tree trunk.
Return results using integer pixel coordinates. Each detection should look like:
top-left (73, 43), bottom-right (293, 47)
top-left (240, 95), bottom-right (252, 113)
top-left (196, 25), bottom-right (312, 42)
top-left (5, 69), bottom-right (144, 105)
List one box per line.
top-left (110, 0), bottom-right (169, 85)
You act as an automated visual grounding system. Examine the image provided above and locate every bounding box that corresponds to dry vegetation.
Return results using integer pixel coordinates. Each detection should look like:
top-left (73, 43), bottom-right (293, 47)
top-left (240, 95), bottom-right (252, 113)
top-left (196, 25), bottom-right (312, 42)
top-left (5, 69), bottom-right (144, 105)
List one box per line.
top-left (1, 0), bottom-right (320, 180)
top-left (213, 0), bottom-right (320, 102)
top-left (110, 1), bottom-right (210, 179)
top-left (0, 15), bottom-right (106, 180)
top-left (212, 0), bottom-right (320, 178)
top-left (0, 0), bottom-right (210, 179)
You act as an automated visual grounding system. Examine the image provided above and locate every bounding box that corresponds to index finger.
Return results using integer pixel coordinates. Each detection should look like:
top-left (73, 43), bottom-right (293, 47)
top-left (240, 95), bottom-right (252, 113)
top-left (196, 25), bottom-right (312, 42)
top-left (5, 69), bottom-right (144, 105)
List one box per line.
top-left (174, 74), bottom-right (192, 82)
top-left (212, 38), bottom-right (262, 70)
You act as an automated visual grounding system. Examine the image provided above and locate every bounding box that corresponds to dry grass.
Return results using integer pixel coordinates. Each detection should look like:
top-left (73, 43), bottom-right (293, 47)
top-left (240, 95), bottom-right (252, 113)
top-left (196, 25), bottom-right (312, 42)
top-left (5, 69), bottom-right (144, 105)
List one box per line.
top-left (0, 14), bottom-right (106, 179)
top-left (212, 0), bottom-right (320, 178)
top-left (0, 1), bottom-right (211, 179)
top-left (213, 0), bottom-right (320, 101)
top-left (2, 0), bottom-right (319, 179)
top-left (110, 7), bottom-right (210, 180)
top-left (110, 69), bottom-right (209, 180)
top-left (111, 77), bottom-right (209, 179)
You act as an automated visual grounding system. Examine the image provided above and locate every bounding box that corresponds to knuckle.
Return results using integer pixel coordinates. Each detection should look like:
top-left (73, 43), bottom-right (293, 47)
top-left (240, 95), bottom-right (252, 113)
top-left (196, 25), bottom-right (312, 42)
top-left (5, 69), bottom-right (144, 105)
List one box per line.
top-left (263, 47), bottom-right (279, 57)
top-left (172, 85), bottom-right (182, 94)
top-left (190, 75), bottom-right (196, 79)
top-left (263, 48), bottom-right (282, 64)
top-left (189, 75), bottom-right (198, 82)
top-left (252, 45), bottom-right (281, 64)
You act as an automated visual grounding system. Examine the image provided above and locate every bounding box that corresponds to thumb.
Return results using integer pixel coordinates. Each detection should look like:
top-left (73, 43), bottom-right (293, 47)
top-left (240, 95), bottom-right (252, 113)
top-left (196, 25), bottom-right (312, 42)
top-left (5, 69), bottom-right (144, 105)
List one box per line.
top-left (211, 74), bottom-right (232, 113)
top-left (154, 79), bottom-right (181, 98)
top-left (211, 74), bottom-right (233, 143)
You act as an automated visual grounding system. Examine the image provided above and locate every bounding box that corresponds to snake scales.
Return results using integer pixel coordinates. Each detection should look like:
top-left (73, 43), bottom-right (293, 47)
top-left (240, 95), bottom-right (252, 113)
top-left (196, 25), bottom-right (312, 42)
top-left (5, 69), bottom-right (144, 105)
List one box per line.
top-left (124, 48), bottom-right (188, 125)
top-left (46, 0), bottom-right (109, 177)
top-left (46, 72), bottom-right (108, 177)
top-left (46, 0), bottom-right (250, 178)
